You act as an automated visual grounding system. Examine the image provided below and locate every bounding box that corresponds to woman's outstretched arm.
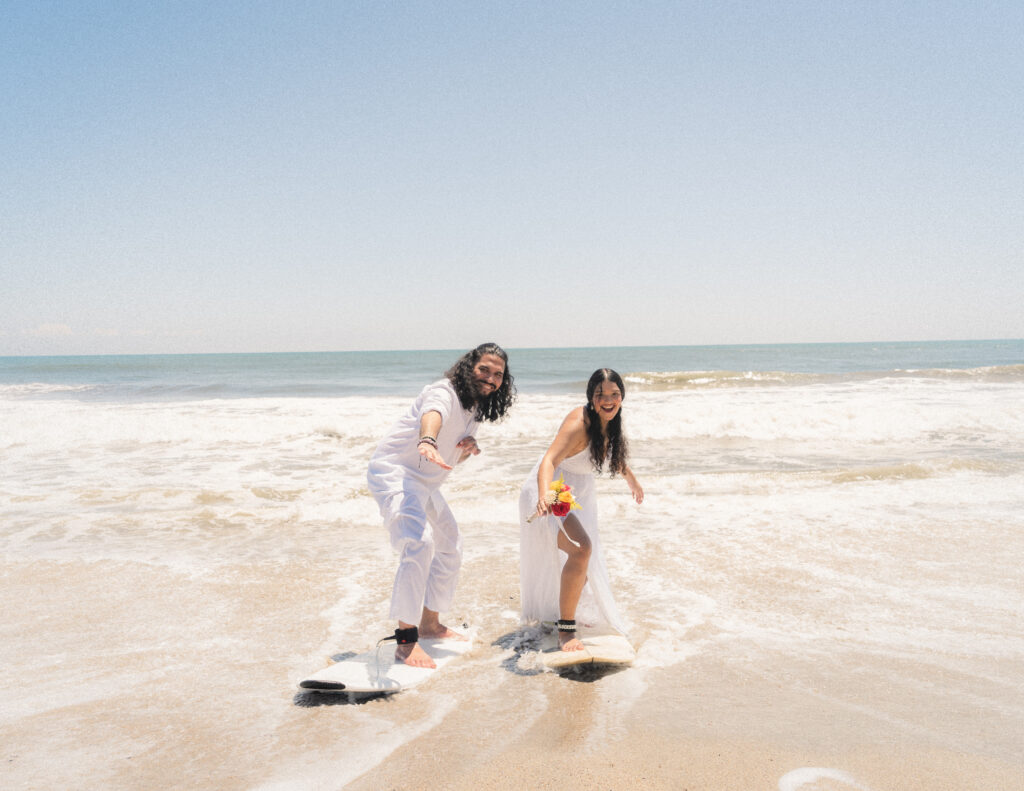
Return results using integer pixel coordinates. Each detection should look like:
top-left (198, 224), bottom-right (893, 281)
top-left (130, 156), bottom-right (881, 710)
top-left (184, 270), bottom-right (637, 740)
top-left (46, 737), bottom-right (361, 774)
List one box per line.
top-left (623, 465), bottom-right (644, 504)
top-left (534, 407), bottom-right (588, 517)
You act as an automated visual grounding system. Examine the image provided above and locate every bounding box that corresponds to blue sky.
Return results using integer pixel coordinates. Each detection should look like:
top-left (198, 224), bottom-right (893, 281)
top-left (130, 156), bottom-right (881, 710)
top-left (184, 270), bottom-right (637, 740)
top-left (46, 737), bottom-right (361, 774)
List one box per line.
top-left (2, 1), bottom-right (1022, 355)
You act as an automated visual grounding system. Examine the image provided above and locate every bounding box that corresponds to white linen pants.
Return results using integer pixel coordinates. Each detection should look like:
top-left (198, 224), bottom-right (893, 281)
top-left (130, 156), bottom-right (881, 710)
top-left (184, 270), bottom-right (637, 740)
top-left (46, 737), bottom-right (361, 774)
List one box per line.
top-left (378, 488), bottom-right (462, 626)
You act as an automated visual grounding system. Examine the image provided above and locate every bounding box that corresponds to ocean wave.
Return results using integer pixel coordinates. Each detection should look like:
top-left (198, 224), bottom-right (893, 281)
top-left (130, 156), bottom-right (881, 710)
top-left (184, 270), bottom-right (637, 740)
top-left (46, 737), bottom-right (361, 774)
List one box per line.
top-left (623, 364), bottom-right (1024, 390)
top-left (829, 462), bottom-right (936, 483)
top-left (0, 380), bottom-right (323, 402)
top-left (623, 370), bottom-right (821, 389)
top-left (0, 382), bottom-right (98, 397)
top-left (893, 363), bottom-right (1024, 382)
top-left (0, 379), bottom-right (402, 402)
top-left (828, 458), bottom-right (1015, 484)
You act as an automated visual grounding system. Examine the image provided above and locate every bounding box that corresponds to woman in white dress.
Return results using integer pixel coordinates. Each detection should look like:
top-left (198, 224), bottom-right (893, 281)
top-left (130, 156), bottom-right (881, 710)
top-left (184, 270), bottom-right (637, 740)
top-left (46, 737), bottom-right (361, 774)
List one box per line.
top-left (519, 369), bottom-right (644, 650)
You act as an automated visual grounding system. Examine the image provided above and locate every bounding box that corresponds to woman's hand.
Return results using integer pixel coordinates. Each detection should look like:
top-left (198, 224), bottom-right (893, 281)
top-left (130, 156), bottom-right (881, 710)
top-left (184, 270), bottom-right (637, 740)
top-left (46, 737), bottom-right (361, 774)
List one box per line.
top-left (532, 408), bottom-right (587, 520)
top-left (625, 469), bottom-right (644, 505)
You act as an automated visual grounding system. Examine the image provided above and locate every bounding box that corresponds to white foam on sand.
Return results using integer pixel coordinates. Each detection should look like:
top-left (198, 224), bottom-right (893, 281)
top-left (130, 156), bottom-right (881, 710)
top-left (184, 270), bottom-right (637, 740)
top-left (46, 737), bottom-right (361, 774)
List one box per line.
top-left (778, 767), bottom-right (871, 791)
top-left (314, 574), bottom-right (391, 661)
top-left (254, 695), bottom-right (459, 791)
top-left (582, 664), bottom-right (649, 753)
top-left (0, 662), bottom-right (190, 726)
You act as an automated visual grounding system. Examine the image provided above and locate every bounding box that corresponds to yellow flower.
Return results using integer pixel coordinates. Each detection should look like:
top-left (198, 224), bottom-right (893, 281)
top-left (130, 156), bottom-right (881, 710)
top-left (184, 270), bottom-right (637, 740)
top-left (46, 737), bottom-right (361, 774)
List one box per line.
top-left (557, 490), bottom-right (575, 503)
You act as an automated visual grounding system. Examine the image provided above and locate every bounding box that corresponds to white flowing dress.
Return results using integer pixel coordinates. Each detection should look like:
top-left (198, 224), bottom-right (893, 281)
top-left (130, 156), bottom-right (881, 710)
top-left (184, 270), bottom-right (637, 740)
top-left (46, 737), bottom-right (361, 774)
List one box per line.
top-left (518, 447), bottom-right (627, 636)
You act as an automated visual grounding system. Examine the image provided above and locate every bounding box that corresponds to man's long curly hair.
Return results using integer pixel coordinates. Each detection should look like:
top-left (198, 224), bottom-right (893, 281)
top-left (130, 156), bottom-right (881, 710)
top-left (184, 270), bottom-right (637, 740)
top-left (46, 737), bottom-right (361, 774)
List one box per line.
top-left (584, 368), bottom-right (629, 476)
top-left (445, 342), bottom-right (516, 422)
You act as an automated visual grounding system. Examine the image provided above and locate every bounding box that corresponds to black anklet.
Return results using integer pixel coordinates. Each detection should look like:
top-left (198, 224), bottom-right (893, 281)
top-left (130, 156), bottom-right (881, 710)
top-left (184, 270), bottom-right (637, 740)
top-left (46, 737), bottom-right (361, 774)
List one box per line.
top-left (393, 626), bottom-right (419, 644)
top-left (556, 619), bottom-right (576, 633)
top-left (378, 626), bottom-right (419, 648)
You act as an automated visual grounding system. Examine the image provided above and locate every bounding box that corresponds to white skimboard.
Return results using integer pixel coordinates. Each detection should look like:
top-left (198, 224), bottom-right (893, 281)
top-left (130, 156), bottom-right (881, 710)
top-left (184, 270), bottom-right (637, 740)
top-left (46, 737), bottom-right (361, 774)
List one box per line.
top-left (298, 634), bottom-right (473, 694)
top-left (540, 630), bottom-right (635, 669)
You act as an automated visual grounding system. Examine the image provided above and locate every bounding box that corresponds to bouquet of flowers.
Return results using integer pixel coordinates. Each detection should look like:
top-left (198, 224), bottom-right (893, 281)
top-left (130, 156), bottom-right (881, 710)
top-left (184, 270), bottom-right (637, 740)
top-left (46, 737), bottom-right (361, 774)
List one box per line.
top-left (528, 475), bottom-right (581, 521)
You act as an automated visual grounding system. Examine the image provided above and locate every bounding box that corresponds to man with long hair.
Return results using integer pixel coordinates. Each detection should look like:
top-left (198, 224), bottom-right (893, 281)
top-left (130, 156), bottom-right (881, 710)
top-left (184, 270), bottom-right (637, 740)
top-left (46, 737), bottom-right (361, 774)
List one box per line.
top-left (367, 343), bottom-right (516, 668)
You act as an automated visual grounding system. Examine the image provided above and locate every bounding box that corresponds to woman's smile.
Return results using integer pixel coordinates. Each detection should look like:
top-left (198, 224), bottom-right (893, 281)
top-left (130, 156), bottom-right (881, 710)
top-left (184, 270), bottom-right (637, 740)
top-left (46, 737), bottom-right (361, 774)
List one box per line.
top-left (592, 384), bottom-right (622, 422)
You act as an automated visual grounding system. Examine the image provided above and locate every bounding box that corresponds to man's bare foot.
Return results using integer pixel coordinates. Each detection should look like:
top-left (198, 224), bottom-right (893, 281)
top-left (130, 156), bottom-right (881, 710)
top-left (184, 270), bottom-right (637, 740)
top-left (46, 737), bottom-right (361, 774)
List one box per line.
top-left (418, 622), bottom-right (468, 641)
top-left (558, 633), bottom-right (585, 651)
top-left (395, 641), bottom-right (436, 668)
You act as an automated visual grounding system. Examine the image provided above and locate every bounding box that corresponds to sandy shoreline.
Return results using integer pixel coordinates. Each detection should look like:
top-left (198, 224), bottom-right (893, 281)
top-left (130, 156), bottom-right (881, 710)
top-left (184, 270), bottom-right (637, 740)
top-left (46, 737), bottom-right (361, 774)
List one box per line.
top-left (3, 553), bottom-right (1021, 791)
top-left (337, 656), bottom-right (1022, 791)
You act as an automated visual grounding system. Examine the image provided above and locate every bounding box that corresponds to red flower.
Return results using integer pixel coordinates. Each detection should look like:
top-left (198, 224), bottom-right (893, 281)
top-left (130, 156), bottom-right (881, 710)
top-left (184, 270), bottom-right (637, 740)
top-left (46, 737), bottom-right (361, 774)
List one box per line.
top-left (551, 501), bottom-right (570, 517)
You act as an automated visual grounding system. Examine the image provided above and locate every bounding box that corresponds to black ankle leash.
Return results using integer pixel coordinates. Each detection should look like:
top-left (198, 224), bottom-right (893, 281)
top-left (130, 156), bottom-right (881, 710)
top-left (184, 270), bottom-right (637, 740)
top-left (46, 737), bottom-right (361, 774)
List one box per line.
top-left (370, 626), bottom-right (418, 681)
top-left (378, 625), bottom-right (419, 646)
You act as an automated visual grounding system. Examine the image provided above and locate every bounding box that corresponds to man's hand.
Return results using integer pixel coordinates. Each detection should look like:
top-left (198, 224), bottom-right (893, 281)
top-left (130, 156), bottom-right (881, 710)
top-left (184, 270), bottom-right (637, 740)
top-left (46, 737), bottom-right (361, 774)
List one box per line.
top-left (418, 441), bottom-right (452, 470)
top-left (456, 436), bottom-right (480, 456)
top-left (455, 436), bottom-right (480, 464)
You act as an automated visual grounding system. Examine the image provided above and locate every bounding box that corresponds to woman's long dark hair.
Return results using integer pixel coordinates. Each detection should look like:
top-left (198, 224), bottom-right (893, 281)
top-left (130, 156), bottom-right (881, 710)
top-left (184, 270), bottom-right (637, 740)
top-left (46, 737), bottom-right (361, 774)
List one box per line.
top-left (446, 342), bottom-right (516, 422)
top-left (584, 368), bottom-right (629, 475)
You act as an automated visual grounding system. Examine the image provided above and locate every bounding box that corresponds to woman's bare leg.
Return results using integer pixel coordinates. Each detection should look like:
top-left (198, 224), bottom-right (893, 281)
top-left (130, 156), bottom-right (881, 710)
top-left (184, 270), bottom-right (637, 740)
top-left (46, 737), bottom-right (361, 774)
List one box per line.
top-left (557, 513), bottom-right (592, 650)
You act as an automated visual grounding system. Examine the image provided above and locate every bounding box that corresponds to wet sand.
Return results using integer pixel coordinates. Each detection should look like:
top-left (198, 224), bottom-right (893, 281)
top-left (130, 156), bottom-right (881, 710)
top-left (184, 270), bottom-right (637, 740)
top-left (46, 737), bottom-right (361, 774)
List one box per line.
top-left (3, 549), bottom-right (1021, 791)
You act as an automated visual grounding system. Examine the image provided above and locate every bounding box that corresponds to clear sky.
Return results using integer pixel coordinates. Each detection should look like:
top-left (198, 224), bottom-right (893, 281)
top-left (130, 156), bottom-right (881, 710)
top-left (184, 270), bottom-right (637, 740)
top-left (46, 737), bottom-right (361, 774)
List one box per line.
top-left (2, 1), bottom-right (1022, 355)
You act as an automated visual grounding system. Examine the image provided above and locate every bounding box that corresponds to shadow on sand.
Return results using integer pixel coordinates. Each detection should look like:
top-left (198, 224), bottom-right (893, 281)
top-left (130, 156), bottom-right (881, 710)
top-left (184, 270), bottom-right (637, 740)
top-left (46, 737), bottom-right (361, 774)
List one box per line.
top-left (492, 627), bottom-right (630, 683)
top-left (292, 650), bottom-right (396, 707)
top-left (293, 689), bottom-right (393, 707)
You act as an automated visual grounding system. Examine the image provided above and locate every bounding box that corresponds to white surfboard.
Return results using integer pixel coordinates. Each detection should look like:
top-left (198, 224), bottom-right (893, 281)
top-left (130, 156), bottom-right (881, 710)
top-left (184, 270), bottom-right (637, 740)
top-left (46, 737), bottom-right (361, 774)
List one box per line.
top-left (298, 634), bottom-right (473, 694)
top-left (540, 630), bottom-right (635, 669)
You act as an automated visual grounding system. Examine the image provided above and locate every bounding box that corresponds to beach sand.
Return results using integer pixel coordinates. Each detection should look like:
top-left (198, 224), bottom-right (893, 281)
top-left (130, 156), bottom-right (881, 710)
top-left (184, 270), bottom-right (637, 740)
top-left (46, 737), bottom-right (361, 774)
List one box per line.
top-left (3, 548), bottom-right (1021, 791)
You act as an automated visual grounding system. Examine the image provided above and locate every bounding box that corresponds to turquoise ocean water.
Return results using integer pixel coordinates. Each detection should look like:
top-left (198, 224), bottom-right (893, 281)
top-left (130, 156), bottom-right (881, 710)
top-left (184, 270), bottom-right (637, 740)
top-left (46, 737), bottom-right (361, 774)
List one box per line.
top-left (2, 339), bottom-right (1022, 399)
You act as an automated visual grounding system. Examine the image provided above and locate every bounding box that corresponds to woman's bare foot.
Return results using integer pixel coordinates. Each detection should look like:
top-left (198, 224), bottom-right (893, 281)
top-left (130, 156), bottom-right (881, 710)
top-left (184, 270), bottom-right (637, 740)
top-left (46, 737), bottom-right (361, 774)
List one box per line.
top-left (395, 641), bottom-right (436, 668)
top-left (558, 632), bottom-right (585, 651)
